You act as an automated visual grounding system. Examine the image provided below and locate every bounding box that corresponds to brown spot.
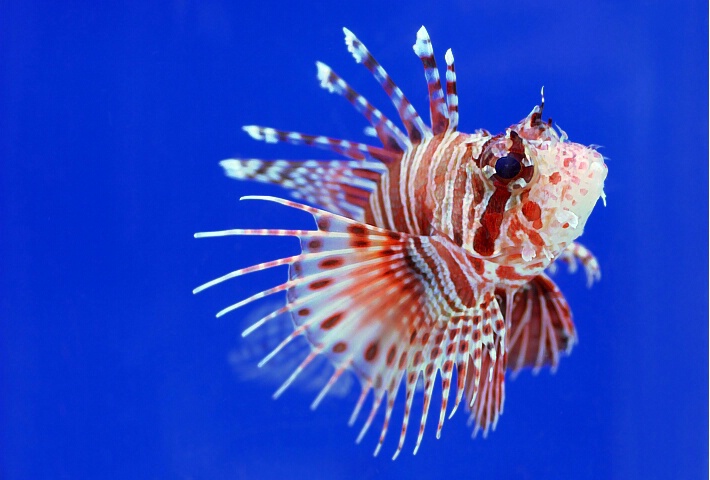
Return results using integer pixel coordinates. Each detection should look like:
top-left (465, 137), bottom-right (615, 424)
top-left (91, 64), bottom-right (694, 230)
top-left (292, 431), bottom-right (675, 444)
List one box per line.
top-left (446, 344), bottom-right (456, 355)
top-left (421, 332), bottom-right (430, 345)
top-left (549, 172), bottom-right (561, 185)
top-left (387, 232), bottom-right (401, 240)
top-left (380, 248), bottom-right (395, 256)
top-left (483, 324), bottom-right (492, 335)
top-left (386, 345), bottom-right (397, 366)
top-left (399, 352), bottom-right (408, 369)
top-left (309, 278), bottom-right (332, 290)
top-left (321, 312), bottom-right (343, 330)
top-left (317, 217), bottom-right (330, 230)
top-left (472, 330), bottom-right (481, 341)
top-left (462, 324), bottom-right (472, 336)
top-left (350, 239), bottom-right (370, 248)
top-left (410, 330), bottom-right (417, 345)
top-left (308, 239), bottom-right (323, 250)
top-left (443, 360), bottom-right (453, 373)
top-left (291, 262), bottom-right (303, 276)
top-left (459, 340), bottom-right (468, 353)
top-left (332, 342), bottom-right (347, 353)
top-left (297, 308), bottom-right (310, 317)
top-left (495, 319), bottom-right (504, 331)
top-left (430, 347), bottom-right (441, 360)
top-left (319, 257), bottom-right (344, 269)
top-left (425, 364), bottom-right (434, 377)
top-left (348, 225), bottom-right (366, 235)
top-left (364, 342), bottom-right (379, 362)
top-left (435, 333), bottom-right (444, 345)
top-left (413, 351), bottom-right (423, 366)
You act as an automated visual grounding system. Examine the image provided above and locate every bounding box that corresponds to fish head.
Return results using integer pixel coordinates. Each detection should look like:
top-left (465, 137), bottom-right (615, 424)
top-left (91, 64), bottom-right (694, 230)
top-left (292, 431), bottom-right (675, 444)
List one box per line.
top-left (464, 103), bottom-right (607, 264)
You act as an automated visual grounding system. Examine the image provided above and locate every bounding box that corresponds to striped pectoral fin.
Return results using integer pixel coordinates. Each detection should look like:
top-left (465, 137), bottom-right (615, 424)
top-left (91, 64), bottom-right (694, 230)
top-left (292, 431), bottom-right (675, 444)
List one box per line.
top-left (219, 159), bottom-right (385, 221)
top-left (195, 197), bottom-right (493, 458)
top-left (461, 294), bottom-right (508, 438)
top-left (229, 299), bottom-right (355, 398)
top-left (505, 273), bottom-right (577, 374)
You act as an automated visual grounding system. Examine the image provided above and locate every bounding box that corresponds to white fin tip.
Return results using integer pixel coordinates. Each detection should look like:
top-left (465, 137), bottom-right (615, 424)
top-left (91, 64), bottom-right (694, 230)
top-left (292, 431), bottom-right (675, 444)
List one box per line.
top-left (445, 48), bottom-right (454, 63)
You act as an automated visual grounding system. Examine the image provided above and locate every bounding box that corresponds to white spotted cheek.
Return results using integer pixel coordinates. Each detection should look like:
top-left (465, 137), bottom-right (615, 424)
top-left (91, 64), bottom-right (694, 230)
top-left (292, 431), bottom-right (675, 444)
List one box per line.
top-left (556, 145), bottom-right (607, 236)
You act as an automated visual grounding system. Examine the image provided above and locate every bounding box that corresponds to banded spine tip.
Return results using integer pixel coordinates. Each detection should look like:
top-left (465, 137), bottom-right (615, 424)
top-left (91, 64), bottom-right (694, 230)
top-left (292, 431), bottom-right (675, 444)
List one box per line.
top-left (242, 125), bottom-right (261, 139)
top-left (444, 48), bottom-right (454, 63)
top-left (315, 61), bottom-right (335, 92)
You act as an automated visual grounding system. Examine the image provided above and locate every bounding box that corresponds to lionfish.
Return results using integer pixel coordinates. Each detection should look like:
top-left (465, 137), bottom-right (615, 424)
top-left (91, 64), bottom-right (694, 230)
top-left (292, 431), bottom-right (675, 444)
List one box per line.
top-left (195, 27), bottom-right (607, 459)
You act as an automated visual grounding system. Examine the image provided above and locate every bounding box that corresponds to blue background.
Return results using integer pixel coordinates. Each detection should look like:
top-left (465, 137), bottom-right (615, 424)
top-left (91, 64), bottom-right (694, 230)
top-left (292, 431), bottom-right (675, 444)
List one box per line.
top-left (1, 1), bottom-right (707, 479)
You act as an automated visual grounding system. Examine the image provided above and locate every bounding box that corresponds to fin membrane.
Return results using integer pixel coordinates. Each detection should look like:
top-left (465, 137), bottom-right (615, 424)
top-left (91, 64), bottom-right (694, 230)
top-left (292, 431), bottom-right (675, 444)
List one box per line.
top-left (505, 274), bottom-right (577, 374)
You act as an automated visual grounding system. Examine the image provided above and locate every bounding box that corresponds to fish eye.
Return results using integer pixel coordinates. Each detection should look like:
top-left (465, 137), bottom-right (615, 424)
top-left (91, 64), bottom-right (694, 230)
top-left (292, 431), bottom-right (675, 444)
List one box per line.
top-left (494, 155), bottom-right (522, 179)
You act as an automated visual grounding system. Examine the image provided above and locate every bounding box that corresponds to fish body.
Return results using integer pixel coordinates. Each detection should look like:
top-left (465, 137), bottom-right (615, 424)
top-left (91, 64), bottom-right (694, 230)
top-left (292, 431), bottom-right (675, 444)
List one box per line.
top-left (196, 26), bottom-right (607, 458)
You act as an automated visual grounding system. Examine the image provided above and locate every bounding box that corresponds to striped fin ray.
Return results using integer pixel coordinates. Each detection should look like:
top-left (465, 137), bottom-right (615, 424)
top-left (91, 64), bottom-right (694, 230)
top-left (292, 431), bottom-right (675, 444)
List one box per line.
top-left (467, 340), bottom-right (507, 438)
top-left (505, 274), bottom-right (577, 375)
top-left (242, 125), bottom-right (398, 164)
top-left (219, 158), bottom-right (386, 220)
top-left (412, 26), bottom-right (449, 134)
top-left (444, 48), bottom-right (459, 131)
top-left (315, 61), bottom-right (410, 153)
top-left (456, 292), bottom-right (507, 438)
top-left (343, 28), bottom-right (431, 144)
top-left (194, 196), bottom-right (500, 458)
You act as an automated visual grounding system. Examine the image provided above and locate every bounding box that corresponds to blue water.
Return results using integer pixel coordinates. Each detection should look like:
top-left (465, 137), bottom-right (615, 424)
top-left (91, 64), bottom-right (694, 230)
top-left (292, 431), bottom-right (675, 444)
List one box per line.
top-left (1, 1), bottom-right (707, 479)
